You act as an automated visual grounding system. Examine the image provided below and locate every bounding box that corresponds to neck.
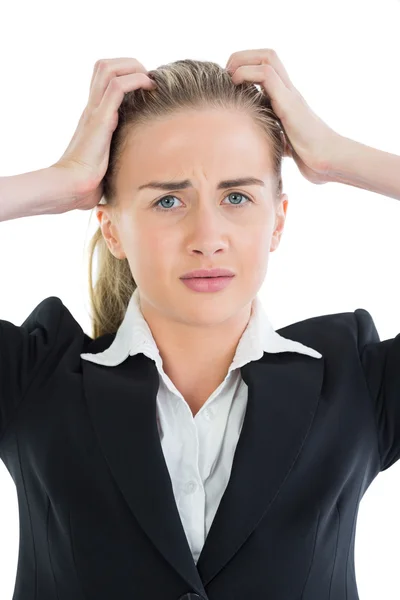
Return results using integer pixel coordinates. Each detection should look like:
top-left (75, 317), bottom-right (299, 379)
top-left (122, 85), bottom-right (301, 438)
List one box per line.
top-left (139, 297), bottom-right (254, 412)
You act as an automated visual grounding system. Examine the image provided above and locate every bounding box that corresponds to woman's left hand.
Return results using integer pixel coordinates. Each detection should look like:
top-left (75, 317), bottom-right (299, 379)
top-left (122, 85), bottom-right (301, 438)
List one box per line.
top-left (226, 48), bottom-right (340, 185)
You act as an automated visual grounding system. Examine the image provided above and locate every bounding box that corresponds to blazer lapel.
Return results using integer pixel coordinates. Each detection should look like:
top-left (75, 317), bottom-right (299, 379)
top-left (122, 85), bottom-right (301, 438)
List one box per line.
top-left (82, 347), bottom-right (324, 593)
top-left (196, 352), bottom-right (324, 586)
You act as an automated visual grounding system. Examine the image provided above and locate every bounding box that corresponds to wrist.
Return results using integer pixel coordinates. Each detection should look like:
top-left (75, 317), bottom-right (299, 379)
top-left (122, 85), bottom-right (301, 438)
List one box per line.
top-left (323, 135), bottom-right (362, 184)
top-left (322, 135), bottom-right (400, 200)
top-left (48, 164), bottom-right (90, 213)
top-left (0, 166), bottom-right (82, 223)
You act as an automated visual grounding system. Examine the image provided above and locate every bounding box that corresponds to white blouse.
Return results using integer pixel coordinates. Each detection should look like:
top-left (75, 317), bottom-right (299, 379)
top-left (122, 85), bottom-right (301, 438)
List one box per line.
top-left (80, 287), bottom-right (322, 564)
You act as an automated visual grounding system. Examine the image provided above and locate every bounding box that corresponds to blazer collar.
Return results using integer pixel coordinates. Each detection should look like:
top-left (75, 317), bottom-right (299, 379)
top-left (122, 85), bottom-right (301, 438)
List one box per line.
top-left (80, 287), bottom-right (322, 370)
top-left (81, 340), bottom-right (325, 596)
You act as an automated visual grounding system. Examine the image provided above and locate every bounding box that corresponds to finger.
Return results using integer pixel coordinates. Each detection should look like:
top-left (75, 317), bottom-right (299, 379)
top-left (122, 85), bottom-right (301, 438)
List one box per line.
top-left (230, 64), bottom-right (291, 122)
top-left (96, 72), bottom-right (156, 127)
top-left (226, 48), bottom-right (295, 92)
top-left (88, 57), bottom-right (151, 109)
top-left (89, 57), bottom-right (150, 91)
top-left (89, 58), bottom-right (141, 95)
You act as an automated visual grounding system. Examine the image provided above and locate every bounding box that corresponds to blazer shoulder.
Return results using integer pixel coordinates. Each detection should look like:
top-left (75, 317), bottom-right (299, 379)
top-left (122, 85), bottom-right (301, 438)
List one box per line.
top-left (281, 307), bottom-right (400, 473)
top-left (0, 296), bottom-right (85, 444)
top-left (354, 308), bottom-right (400, 472)
top-left (277, 307), bottom-right (375, 352)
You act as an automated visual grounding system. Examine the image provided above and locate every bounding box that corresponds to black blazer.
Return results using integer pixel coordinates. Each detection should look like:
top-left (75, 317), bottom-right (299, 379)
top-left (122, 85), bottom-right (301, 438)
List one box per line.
top-left (0, 296), bottom-right (398, 600)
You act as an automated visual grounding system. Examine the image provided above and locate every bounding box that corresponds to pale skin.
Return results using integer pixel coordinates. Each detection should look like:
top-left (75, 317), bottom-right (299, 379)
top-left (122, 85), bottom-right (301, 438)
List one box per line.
top-left (2, 50), bottom-right (400, 415)
top-left (95, 108), bottom-right (288, 417)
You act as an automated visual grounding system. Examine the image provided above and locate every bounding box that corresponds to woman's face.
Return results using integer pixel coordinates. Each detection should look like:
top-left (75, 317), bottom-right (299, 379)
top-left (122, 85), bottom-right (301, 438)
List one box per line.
top-left (96, 108), bottom-right (288, 328)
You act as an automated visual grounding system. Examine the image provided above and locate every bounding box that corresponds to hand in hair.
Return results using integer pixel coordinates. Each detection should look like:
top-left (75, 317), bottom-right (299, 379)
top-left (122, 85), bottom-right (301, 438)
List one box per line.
top-left (52, 57), bottom-right (157, 211)
top-left (226, 48), bottom-right (341, 185)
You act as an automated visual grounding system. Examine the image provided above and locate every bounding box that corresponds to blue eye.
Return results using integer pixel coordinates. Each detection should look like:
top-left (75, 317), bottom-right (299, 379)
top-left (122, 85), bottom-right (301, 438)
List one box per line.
top-left (152, 191), bottom-right (253, 212)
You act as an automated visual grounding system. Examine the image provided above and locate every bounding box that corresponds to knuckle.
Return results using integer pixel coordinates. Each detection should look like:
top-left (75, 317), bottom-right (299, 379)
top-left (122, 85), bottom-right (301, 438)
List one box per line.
top-left (227, 47), bottom-right (278, 68)
top-left (136, 72), bottom-right (150, 84)
top-left (258, 49), bottom-right (278, 64)
top-left (259, 48), bottom-right (277, 58)
top-left (96, 59), bottom-right (110, 73)
top-left (226, 50), bottom-right (241, 65)
top-left (94, 59), bottom-right (105, 70)
top-left (108, 76), bottom-right (122, 90)
top-left (261, 63), bottom-right (274, 74)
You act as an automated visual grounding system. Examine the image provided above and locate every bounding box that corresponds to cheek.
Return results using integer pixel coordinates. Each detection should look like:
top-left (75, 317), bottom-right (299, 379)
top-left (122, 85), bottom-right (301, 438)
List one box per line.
top-left (243, 226), bottom-right (273, 278)
top-left (244, 223), bottom-right (271, 255)
top-left (133, 227), bottom-right (175, 275)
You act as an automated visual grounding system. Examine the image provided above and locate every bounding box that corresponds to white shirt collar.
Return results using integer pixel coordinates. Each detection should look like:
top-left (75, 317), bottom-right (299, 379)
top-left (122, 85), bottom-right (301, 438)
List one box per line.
top-left (80, 288), bottom-right (322, 374)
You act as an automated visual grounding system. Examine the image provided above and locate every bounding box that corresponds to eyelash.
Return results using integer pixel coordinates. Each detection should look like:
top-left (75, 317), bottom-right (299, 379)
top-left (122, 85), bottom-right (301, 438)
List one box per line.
top-left (152, 191), bottom-right (253, 212)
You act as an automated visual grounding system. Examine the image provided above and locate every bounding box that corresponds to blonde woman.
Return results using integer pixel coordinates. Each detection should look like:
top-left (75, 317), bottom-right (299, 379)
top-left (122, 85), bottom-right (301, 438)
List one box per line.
top-left (1, 49), bottom-right (399, 600)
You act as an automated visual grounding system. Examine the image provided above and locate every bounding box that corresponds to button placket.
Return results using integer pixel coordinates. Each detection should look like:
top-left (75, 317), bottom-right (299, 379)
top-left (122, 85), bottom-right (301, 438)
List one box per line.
top-left (184, 481), bottom-right (198, 494)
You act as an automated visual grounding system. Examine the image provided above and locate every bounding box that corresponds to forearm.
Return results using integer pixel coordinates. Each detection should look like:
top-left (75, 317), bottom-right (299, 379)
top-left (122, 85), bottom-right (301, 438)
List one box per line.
top-left (327, 135), bottom-right (400, 201)
top-left (0, 166), bottom-right (78, 222)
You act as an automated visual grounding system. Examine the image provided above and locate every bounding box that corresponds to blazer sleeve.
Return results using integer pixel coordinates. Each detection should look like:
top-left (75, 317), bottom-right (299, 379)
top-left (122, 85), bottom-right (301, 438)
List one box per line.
top-left (356, 308), bottom-right (400, 472)
top-left (0, 296), bottom-right (68, 445)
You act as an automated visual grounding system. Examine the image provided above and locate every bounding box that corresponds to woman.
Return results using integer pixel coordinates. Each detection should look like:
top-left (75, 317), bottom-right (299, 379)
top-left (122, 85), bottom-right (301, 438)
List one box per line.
top-left (1, 48), bottom-right (399, 600)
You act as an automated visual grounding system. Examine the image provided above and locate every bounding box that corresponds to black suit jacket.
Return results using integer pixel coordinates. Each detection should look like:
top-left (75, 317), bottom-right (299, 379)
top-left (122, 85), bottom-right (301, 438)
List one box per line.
top-left (0, 296), bottom-right (398, 600)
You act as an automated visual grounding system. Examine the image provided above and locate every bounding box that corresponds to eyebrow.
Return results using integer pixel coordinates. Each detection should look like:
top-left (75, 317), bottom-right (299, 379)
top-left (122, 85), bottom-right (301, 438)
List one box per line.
top-left (137, 176), bottom-right (266, 191)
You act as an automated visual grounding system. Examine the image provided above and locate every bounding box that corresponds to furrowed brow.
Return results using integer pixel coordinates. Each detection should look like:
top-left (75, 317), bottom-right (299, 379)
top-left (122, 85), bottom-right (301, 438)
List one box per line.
top-left (137, 176), bottom-right (266, 191)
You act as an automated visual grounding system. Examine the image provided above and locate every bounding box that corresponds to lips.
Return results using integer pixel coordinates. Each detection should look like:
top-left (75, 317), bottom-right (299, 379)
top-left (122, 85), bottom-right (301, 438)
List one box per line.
top-left (181, 274), bottom-right (235, 292)
top-left (181, 269), bottom-right (235, 279)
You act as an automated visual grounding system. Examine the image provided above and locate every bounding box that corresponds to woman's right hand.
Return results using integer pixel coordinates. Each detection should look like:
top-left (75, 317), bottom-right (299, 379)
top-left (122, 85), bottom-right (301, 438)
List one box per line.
top-left (52, 57), bottom-right (157, 211)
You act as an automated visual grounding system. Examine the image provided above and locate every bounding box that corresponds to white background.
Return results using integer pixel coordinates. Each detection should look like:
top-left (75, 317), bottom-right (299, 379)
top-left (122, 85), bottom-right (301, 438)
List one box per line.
top-left (1, 0), bottom-right (400, 597)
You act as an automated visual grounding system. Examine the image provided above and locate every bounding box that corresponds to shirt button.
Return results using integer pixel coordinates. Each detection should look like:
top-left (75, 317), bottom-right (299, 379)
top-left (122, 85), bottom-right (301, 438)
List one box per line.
top-left (204, 408), bottom-right (212, 420)
top-left (185, 481), bottom-right (198, 494)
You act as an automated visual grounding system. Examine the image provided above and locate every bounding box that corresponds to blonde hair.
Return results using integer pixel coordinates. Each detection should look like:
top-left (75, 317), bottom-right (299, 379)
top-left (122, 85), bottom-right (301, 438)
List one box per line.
top-left (85, 58), bottom-right (286, 340)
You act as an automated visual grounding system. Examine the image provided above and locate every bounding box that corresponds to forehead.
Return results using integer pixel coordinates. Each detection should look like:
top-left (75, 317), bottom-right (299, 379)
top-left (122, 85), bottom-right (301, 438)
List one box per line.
top-left (119, 109), bottom-right (275, 181)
